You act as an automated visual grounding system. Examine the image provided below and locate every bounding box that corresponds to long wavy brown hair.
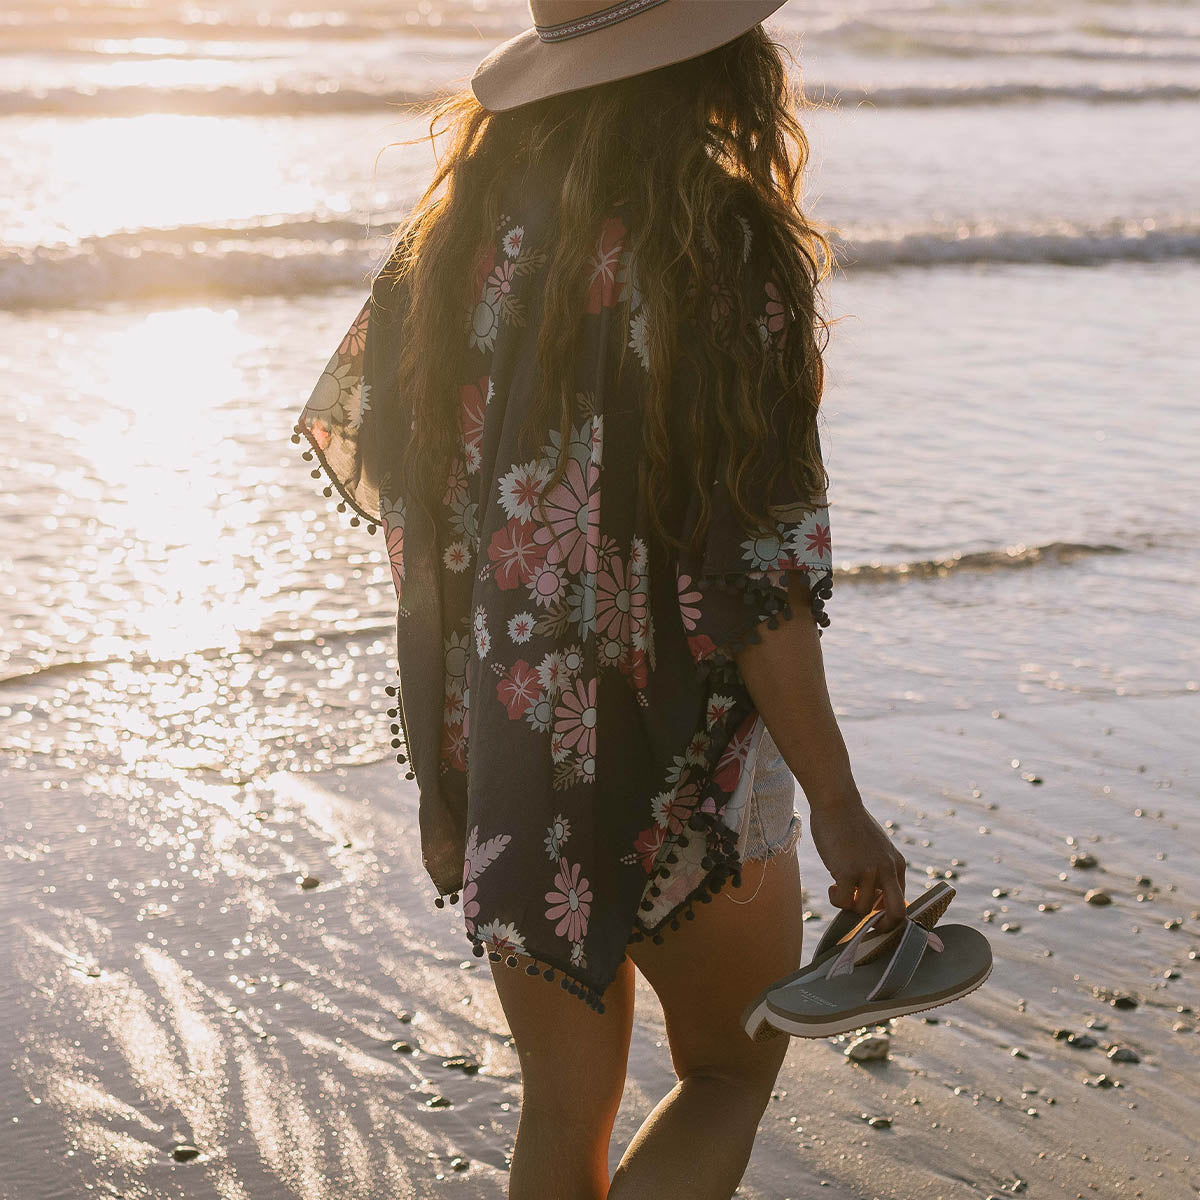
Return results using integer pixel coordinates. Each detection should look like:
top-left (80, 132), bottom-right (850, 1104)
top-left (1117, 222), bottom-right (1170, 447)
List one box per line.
top-left (374, 25), bottom-right (833, 557)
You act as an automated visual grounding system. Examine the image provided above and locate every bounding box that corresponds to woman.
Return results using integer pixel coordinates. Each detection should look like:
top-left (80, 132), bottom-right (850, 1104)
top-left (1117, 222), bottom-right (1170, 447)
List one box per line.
top-left (295, 1), bottom-right (908, 1195)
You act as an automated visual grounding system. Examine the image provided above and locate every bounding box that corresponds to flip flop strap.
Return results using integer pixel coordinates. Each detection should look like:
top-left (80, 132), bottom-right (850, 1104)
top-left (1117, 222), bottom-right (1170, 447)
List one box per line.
top-left (866, 920), bottom-right (945, 1003)
top-left (813, 907), bottom-right (870, 960)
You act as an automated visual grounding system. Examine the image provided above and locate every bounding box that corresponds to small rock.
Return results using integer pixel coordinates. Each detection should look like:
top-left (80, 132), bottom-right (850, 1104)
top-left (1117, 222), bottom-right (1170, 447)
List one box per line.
top-left (391, 1041), bottom-right (416, 1054)
top-left (1052, 1028), bottom-right (1072, 1041)
top-left (397, 1011), bottom-right (413, 1023)
top-left (1022, 774), bottom-right (1043, 786)
top-left (1173, 1022), bottom-right (1191, 1033)
top-left (299, 875), bottom-right (321, 890)
top-left (1001, 922), bottom-right (1021, 933)
top-left (1010, 1047), bottom-right (1029, 1059)
top-left (1065, 1033), bottom-right (1097, 1049)
top-left (1085, 1017), bottom-right (1108, 1030)
top-left (1107, 1047), bottom-right (1140, 1063)
top-left (1136, 875), bottom-right (1152, 887)
top-left (1071, 853), bottom-right (1098, 869)
top-left (425, 1095), bottom-right (452, 1108)
top-left (441, 1056), bottom-right (480, 1074)
top-left (172, 1145), bottom-right (201, 1163)
top-left (1165, 969), bottom-right (1181, 980)
top-left (865, 1115), bottom-right (892, 1129)
top-left (449, 1156), bottom-right (469, 1172)
top-left (1111, 993), bottom-right (1139, 1011)
top-left (1164, 918), bottom-right (1182, 930)
top-left (1085, 889), bottom-right (1112, 906)
top-left (845, 1034), bottom-right (890, 1062)
top-left (1090, 1074), bottom-right (1120, 1089)
top-left (1038, 902), bottom-right (1060, 912)
top-left (992, 888), bottom-right (1009, 898)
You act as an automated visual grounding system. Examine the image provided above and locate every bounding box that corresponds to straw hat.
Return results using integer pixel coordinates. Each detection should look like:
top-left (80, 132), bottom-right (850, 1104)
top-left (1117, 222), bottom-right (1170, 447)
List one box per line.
top-left (471, 0), bottom-right (790, 113)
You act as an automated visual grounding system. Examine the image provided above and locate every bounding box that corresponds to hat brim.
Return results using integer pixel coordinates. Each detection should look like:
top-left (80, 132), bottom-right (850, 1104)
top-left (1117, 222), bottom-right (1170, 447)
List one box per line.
top-left (471, 0), bottom-right (790, 113)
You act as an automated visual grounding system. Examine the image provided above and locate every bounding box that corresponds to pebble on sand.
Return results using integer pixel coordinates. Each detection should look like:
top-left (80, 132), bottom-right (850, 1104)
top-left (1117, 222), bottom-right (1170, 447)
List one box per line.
top-left (1084, 889), bottom-right (1112, 905)
top-left (1071, 853), bottom-right (1098, 869)
top-left (171, 1145), bottom-right (201, 1163)
top-left (845, 1034), bottom-right (890, 1062)
top-left (299, 875), bottom-right (321, 889)
top-left (391, 1041), bottom-right (416, 1054)
top-left (861, 1114), bottom-right (892, 1129)
top-left (450, 1157), bottom-right (469, 1171)
top-left (1107, 1046), bottom-right (1140, 1063)
top-left (425, 1095), bottom-right (452, 1108)
top-left (441, 1056), bottom-right (480, 1074)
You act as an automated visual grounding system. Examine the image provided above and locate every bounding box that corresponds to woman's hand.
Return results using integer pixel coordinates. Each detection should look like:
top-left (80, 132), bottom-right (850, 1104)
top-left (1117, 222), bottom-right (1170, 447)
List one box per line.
top-left (807, 791), bottom-right (908, 931)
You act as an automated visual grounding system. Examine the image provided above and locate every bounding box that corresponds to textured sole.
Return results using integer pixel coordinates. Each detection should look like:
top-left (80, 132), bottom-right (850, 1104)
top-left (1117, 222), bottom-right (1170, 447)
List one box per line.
top-left (764, 959), bottom-right (993, 1038)
top-left (741, 883), bottom-right (956, 1042)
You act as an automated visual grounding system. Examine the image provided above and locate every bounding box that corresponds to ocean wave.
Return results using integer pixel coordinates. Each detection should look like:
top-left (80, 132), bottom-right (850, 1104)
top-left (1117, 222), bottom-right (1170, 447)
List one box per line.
top-left (2, 78), bottom-right (1199, 118)
top-left (4, 214), bottom-right (1197, 308)
top-left (836, 540), bottom-right (1129, 582)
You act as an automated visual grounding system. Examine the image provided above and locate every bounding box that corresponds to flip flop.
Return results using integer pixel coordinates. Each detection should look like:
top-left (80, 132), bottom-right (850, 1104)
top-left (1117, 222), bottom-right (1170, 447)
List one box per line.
top-left (762, 909), bottom-right (993, 1038)
top-left (741, 880), bottom-right (956, 1042)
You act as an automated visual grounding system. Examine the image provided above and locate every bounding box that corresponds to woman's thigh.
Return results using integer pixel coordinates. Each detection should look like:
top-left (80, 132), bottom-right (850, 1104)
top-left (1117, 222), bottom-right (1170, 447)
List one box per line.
top-left (627, 846), bottom-right (804, 1084)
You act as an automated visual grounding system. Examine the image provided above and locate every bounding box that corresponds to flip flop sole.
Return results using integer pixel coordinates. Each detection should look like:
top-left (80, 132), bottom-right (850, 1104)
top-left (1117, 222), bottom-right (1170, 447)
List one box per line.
top-left (763, 923), bottom-right (992, 1039)
top-left (740, 881), bottom-right (956, 1042)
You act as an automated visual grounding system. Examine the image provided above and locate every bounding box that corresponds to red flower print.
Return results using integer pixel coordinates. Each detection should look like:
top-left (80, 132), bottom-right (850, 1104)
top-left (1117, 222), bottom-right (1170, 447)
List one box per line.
top-left (498, 659), bottom-right (543, 721)
top-left (618, 643), bottom-right (649, 692)
top-left (442, 718), bottom-right (467, 773)
top-left (488, 518), bottom-right (547, 590)
top-left (544, 858), bottom-right (592, 942)
top-left (804, 523), bottom-right (832, 558)
top-left (461, 377), bottom-right (487, 462)
top-left (686, 632), bottom-right (715, 664)
top-left (632, 824), bottom-right (667, 873)
top-left (677, 573), bottom-right (702, 632)
top-left (532, 457), bottom-right (600, 576)
top-left (554, 676), bottom-right (597, 758)
top-left (586, 216), bottom-right (626, 314)
top-left (713, 714), bottom-right (758, 793)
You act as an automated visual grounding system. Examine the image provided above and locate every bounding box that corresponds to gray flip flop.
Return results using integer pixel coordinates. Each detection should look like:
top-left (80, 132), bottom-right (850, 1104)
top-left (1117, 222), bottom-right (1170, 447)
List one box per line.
top-left (740, 880), bottom-right (956, 1042)
top-left (762, 910), bottom-right (993, 1038)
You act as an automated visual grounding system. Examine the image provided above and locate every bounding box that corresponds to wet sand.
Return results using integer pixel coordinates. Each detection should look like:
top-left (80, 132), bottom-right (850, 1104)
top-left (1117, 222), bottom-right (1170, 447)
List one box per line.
top-left (3, 687), bottom-right (1196, 1199)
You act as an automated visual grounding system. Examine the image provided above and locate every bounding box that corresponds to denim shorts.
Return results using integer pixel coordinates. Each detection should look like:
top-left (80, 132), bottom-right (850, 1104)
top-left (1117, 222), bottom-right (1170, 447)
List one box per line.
top-left (735, 725), bottom-right (803, 863)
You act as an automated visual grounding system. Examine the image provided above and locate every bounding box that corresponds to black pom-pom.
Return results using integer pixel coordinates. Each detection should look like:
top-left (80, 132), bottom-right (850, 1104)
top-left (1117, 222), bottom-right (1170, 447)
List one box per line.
top-left (506, 955), bottom-right (518, 968)
top-left (648, 885), bottom-right (660, 897)
top-left (699, 892), bottom-right (712, 903)
top-left (670, 917), bottom-right (680, 930)
top-left (596, 1001), bottom-right (606, 1014)
top-left (396, 754), bottom-right (407, 764)
top-left (677, 836), bottom-right (689, 848)
top-left (302, 449), bottom-right (314, 461)
top-left (639, 899), bottom-right (653, 911)
top-left (385, 685), bottom-right (397, 696)
top-left (337, 501), bottom-right (347, 513)
top-left (652, 933), bottom-right (664, 945)
top-left (448, 891), bottom-right (460, 904)
top-left (560, 977), bottom-right (570, 989)
top-left (543, 968), bottom-right (555, 981)
top-left (665, 853), bottom-right (678, 864)
top-left (390, 723), bottom-right (400, 734)
top-left (472, 943), bottom-right (484, 957)
top-left (685, 909), bottom-right (695, 920)
top-left (701, 855), bottom-right (714, 869)
top-left (391, 738), bottom-right (402, 748)
top-left (322, 485), bottom-right (332, 498)
top-left (688, 814), bottom-right (706, 831)
top-left (731, 872), bottom-right (743, 888)
top-left (367, 523), bottom-right (377, 535)
top-left (489, 951), bottom-right (502, 962)
top-left (434, 896), bottom-right (445, 908)
top-left (526, 963), bottom-right (539, 975)
top-left (350, 516), bottom-right (360, 527)
top-left (290, 432), bottom-right (301, 444)
top-left (310, 468), bottom-right (321, 479)
top-left (405, 770), bottom-right (415, 780)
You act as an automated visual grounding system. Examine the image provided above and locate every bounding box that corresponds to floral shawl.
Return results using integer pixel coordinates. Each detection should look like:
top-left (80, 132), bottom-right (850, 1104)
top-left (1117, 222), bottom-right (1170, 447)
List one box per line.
top-left (294, 163), bottom-right (833, 1012)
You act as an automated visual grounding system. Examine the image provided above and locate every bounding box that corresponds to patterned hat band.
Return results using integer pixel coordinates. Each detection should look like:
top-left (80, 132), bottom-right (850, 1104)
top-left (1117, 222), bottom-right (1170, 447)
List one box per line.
top-left (535, 0), bottom-right (670, 43)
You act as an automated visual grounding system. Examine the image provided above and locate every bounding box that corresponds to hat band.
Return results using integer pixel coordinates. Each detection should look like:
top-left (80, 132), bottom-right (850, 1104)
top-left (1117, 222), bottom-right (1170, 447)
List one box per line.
top-left (534, 0), bottom-right (669, 43)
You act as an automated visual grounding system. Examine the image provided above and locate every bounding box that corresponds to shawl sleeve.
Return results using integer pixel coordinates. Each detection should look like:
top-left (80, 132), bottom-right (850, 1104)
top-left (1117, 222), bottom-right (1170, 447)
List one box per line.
top-left (674, 212), bottom-right (834, 673)
top-left (293, 260), bottom-right (410, 531)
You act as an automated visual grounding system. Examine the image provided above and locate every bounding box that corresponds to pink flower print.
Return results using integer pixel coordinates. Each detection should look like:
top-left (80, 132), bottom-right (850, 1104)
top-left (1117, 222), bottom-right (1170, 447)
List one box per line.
top-left (631, 824), bottom-right (667, 873)
top-left (586, 216), bottom-right (626, 313)
top-left (804, 523), bottom-right (832, 558)
top-left (596, 555), bottom-right (633, 643)
top-left (544, 858), bottom-right (592, 942)
top-left (677, 573), bottom-right (703, 632)
top-left (554, 676), bottom-right (597, 759)
top-left (460, 376), bottom-right (487, 465)
top-left (305, 416), bottom-right (332, 451)
top-left (383, 517), bottom-right (404, 600)
top-left (713, 714), bottom-right (759, 793)
top-left (461, 879), bottom-right (479, 929)
top-left (338, 304), bottom-right (369, 357)
top-left (528, 561), bottom-right (566, 608)
top-left (487, 259), bottom-right (516, 299)
top-left (498, 659), bottom-right (543, 721)
top-left (532, 457), bottom-right (600, 576)
top-left (763, 279), bottom-right (787, 336)
top-left (488, 518), bottom-right (547, 590)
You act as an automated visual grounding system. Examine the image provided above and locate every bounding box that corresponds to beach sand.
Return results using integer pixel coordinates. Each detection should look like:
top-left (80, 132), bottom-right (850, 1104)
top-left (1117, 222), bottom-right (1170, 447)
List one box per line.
top-left (4, 686), bottom-right (1196, 1200)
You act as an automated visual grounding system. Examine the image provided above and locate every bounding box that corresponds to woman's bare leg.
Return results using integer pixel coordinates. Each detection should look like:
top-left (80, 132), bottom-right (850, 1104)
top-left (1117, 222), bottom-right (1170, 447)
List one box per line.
top-left (608, 846), bottom-right (804, 1199)
top-left (490, 951), bottom-right (637, 1200)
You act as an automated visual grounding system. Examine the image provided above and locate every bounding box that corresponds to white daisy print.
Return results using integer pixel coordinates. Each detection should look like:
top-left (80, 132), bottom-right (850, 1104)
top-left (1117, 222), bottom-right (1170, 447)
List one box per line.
top-left (507, 612), bottom-right (535, 644)
top-left (502, 225), bottom-right (524, 258)
top-left (544, 813), bottom-right (571, 859)
top-left (473, 605), bottom-right (490, 659)
top-left (498, 458), bottom-right (551, 522)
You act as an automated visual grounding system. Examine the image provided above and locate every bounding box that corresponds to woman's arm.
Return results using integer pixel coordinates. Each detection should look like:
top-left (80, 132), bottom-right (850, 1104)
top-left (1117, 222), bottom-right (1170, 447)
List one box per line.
top-left (733, 573), bottom-right (908, 930)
